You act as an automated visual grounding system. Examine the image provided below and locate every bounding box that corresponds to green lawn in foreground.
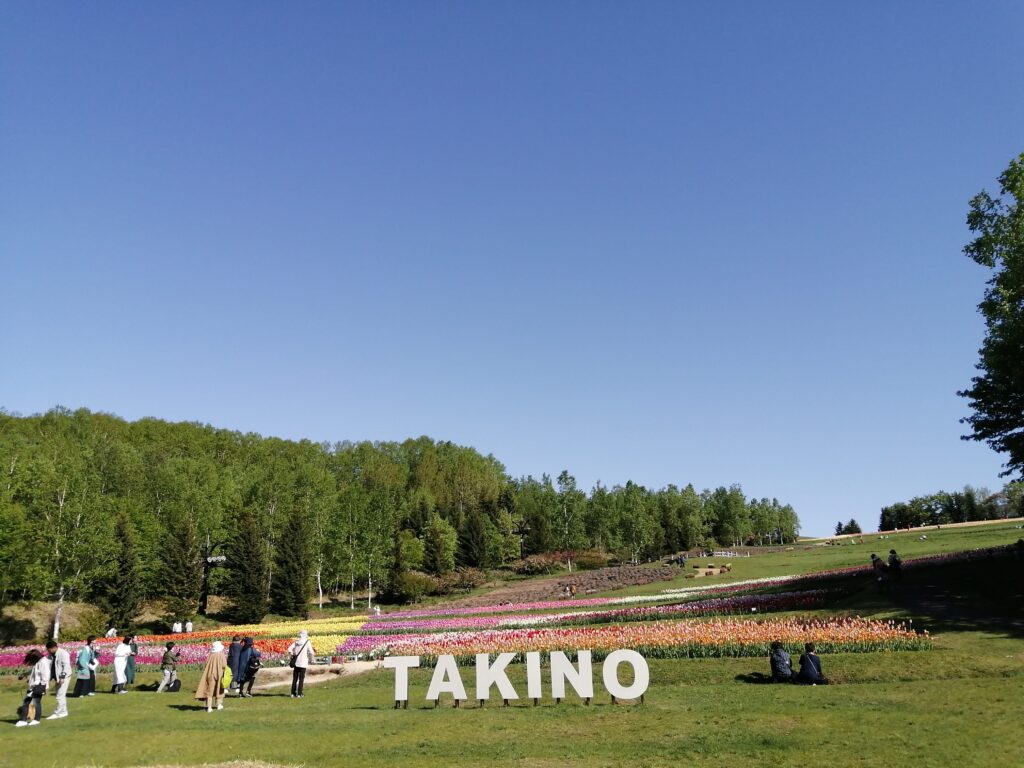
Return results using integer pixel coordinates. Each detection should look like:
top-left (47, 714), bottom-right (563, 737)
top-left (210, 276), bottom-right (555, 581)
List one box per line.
top-left (2, 630), bottom-right (1022, 768)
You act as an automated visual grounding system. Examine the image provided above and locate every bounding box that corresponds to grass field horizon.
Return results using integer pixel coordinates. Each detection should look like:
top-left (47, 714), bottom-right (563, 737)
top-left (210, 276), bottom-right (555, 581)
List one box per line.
top-left (2, 521), bottom-right (1022, 768)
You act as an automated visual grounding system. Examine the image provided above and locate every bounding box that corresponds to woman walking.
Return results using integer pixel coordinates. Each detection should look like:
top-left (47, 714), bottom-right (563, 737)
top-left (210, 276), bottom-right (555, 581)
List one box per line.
top-left (73, 636), bottom-right (98, 697)
top-left (15, 648), bottom-right (51, 727)
top-left (287, 630), bottom-right (315, 698)
top-left (112, 637), bottom-right (131, 694)
top-left (195, 640), bottom-right (227, 713)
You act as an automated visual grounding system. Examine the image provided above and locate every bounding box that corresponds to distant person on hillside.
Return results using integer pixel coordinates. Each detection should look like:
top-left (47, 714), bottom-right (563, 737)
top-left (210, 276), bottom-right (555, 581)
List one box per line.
top-left (195, 641), bottom-right (227, 713)
top-left (288, 630), bottom-right (315, 699)
top-left (797, 643), bottom-right (829, 685)
top-left (185, 619), bottom-right (193, 633)
top-left (887, 549), bottom-right (903, 580)
top-left (73, 636), bottom-right (98, 697)
top-left (870, 553), bottom-right (890, 589)
top-left (171, 620), bottom-right (183, 634)
top-left (156, 642), bottom-right (180, 692)
top-left (769, 641), bottom-right (794, 683)
top-left (105, 626), bottom-right (118, 639)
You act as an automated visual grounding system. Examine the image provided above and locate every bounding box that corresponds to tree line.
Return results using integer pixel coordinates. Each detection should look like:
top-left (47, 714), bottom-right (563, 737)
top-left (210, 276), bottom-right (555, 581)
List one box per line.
top-left (0, 407), bottom-right (800, 628)
top-left (878, 483), bottom-right (1023, 531)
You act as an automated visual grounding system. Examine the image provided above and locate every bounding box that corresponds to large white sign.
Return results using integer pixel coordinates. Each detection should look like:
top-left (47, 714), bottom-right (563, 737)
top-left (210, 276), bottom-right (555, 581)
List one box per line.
top-left (383, 649), bottom-right (649, 707)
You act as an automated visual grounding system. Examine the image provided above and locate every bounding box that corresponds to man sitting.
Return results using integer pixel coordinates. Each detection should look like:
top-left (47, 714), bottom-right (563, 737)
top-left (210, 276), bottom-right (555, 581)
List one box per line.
top-left (797, 642), bottom-right (829, 685)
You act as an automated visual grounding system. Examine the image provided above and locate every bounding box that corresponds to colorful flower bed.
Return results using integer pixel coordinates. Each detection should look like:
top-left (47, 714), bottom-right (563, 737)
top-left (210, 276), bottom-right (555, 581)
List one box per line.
top-left (339, 616), bottom-right (928, 663)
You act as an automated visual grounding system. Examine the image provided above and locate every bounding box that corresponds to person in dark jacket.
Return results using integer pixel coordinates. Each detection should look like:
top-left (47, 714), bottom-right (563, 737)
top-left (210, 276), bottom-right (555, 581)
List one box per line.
top-left (797, 642), bottom-right (829, 685)
top-left (238, 638), bottom-right (261, 698)
top-left (769, 641), bottom-right (794, 682)
top-left (226, 636), bottom-right (241, 694)
top-left (887, 549), bottom-right (903, 581)
top-left (156, 642), bottom-right (179, 692)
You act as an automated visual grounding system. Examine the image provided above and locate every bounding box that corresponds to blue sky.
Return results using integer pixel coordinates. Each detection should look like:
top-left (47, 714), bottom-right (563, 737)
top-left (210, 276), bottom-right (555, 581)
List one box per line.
top-left (3, 2), bottom-right (1022, 536)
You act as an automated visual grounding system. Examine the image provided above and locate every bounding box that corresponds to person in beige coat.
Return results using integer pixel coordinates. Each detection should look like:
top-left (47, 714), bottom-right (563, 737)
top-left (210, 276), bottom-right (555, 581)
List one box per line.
top-left (195, 641), bottom-right (227, 712)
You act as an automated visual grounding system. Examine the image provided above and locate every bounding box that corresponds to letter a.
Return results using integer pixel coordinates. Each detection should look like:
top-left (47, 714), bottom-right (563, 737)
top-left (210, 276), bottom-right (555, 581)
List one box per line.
top-left (426, 655), bottom-right (467, 702)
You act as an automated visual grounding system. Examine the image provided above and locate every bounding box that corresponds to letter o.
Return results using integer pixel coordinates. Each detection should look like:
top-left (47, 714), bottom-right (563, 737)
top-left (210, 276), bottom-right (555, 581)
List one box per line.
top-left (601, 649), bottom-right (649, 700)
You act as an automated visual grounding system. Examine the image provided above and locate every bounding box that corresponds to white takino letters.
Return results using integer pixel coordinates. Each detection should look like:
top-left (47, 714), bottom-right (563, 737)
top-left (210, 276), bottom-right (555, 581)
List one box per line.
top-left (383, 648), bottom-right (648, 706)
top-left (475, 653), bottom-right (519, 701)
top-left (549, 650), bottom-right (594, 700)
top-left (382, 655), bottom-right (419, 702)
top-left (426, 654), bottom-right (467, 701)
top-left (602, 649), bottom-right (649, 700)
top-left (525, 651), bottom-right (543, 700)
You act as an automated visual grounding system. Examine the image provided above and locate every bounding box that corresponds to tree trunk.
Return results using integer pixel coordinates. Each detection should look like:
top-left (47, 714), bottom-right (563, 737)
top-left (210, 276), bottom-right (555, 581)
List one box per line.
top-left (316, 568), bottom-right (323, 611)
top-left (52, 586), bottom-right (65, 641)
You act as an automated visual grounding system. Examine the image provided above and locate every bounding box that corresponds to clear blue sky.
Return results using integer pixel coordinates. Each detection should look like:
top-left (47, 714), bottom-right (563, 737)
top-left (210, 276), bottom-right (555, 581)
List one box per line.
top-left (3, 3), bottom-right (1022, 536)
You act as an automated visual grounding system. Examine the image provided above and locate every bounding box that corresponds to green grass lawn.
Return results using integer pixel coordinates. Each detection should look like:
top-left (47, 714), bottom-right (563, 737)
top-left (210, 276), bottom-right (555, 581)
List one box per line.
top-left (3, 522), bottom-right (1023, 768)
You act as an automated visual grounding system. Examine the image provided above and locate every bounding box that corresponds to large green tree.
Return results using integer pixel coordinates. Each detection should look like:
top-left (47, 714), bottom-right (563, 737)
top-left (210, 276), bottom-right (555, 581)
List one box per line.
top-left (959, 152), bottom-right (1024, 477)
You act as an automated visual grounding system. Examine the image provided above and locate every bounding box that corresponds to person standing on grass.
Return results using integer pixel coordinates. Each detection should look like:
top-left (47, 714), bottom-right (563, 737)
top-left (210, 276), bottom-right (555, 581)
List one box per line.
top-left (870, 553), bottom-right (890, 589)
top-left (15, 648), bottom-right (51, 727)
top-left (125, 634), bottom-right (138, 687)
top-left (288, 630), bottom-right (315, 698)
top-left (238, 637), bottom-right (261, 697)
top-left (185, 619), bottom-right (193, 633)
top-left (195, 640), bottom-right (227, 713)
top-left (769, 641), bottom-right (794, 683)
top-left (46, 640), bottom-right (72, 719)
top-left (156, 642), bottom-right (180, 692)
top-left (73, 636), bottom-right (98, 697)
top-left (797, 643), bottom-right (829, 685)
top-left (112, 636), bottom-right (131, 693)
top-left (226, 635), bottom-right (242, 694)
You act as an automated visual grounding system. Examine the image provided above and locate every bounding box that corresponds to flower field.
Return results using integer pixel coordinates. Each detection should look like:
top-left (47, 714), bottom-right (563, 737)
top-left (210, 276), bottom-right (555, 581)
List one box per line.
top-left (9, 544), bottom-right (998, 674)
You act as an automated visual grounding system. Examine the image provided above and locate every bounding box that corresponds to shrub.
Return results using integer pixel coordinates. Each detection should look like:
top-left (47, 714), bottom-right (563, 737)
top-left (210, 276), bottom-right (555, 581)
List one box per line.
top-left (509, 553), bottom-right (565, 575)
top-left (437, 568), bottom-right (486, 594)
top-left (573, 550), bottom-right (612, 570)
top-left (392, 571), bottom-right (439, 604)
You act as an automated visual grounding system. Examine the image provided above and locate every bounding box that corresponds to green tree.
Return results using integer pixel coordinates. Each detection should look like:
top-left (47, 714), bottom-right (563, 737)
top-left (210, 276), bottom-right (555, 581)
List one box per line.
top-left (224, 513), bottom-right (270, 624)
top-left (159, 511), bottom-right (202, 622)
top-left (842, 519), bottom-right (862, 535)
top-left (270, 505), bottom-right (313, 617)
top-left (97, 512), bottom-right (143, 628)
top-left (959, 152), bottom-right (1024, 477)
top-left (423, 512), bottom-right (457, 575)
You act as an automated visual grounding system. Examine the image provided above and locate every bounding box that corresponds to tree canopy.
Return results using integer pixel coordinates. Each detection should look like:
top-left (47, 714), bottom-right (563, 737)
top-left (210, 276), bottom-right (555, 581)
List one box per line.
top-left (959, 152), bottom-right (1024, 477)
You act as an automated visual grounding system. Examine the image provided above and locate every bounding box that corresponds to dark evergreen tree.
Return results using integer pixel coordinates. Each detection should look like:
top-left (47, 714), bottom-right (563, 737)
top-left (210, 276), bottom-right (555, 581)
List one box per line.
top-left (159, 513), bottom-right (202, 622)
top-left (834, 521), bottom-right (844, 536)
top-left (224, 513), bottom-right (270, 624)
top-left (843, 519), bottom-right (862, 535)
top-left (98, 512), bottom-right (143, 628)
top-left (270, 505), bottom-right (312, 617)
top-left (457, 508), bottom-right (487, 568)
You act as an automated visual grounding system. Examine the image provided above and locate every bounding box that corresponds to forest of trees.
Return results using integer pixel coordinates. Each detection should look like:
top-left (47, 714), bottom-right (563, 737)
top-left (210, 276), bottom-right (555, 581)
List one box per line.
top-left (0, 407), bottom-right (800, 627)
top-left (878, 484), bottom-right (1024, 531)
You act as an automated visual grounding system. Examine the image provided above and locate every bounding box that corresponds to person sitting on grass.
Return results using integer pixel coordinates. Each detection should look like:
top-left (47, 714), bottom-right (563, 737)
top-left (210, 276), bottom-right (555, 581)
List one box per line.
top-left (769, 641), bottom-right (794, 683)
top-left (797, 643), bottom-right (829, 685)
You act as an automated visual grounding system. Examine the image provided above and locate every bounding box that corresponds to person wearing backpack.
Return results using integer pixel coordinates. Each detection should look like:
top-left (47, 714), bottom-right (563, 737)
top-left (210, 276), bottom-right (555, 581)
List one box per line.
top-left (156, 642), bottom-right (180, 693)
top-left (238, 637), bottom-right (261, 698)
top-left (287, 630), bottom-right (315, 698)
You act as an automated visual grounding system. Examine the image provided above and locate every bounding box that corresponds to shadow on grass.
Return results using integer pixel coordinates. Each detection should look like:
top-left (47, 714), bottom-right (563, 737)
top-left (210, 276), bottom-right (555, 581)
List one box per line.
top-left (791, 545), bottom-right (1024, 640)
top-left (734, 672), bottom-right (774, 685)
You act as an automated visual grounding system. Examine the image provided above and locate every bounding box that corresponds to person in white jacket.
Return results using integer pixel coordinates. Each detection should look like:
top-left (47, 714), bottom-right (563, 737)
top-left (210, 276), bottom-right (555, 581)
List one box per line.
top-left (112, 638), bottom-right (131, 694)
top-left (287, 630), bottom-right (316, 698)
top-left (15, 648), bottom-right (51, 726)
top-left (46, 640), bottom-right (72, 719)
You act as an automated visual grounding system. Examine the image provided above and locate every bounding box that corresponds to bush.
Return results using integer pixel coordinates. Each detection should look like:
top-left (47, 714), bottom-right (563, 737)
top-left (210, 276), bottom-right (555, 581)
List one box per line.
top-left (391, 571), bottom-right (439, 604)
top-left (437, 568), bottom-right (486, 595)
top-left (573, 550), bottom-right (612, 570)
top-left (509, 553), bottom-right (565, 575)
top-left (56, 606), bottom-right (108, 642)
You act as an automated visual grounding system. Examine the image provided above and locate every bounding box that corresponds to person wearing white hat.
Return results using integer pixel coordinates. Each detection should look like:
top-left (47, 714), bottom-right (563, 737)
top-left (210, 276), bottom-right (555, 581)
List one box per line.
top-left (286, 631), bottom-right (315, 698)
top-left (195, 641), bottom-right (227, 712)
